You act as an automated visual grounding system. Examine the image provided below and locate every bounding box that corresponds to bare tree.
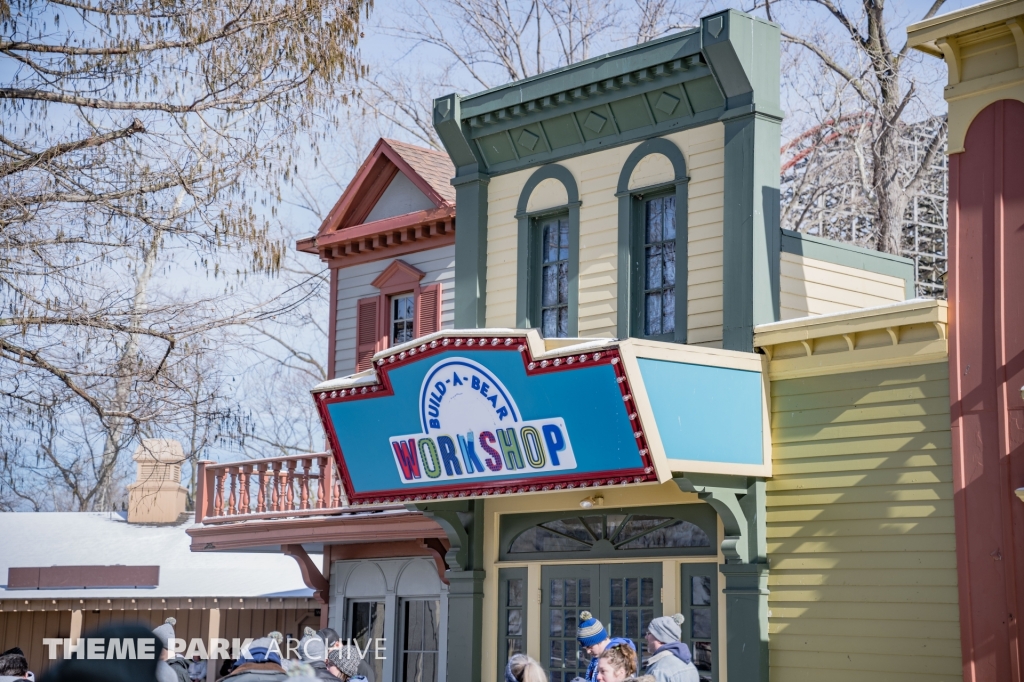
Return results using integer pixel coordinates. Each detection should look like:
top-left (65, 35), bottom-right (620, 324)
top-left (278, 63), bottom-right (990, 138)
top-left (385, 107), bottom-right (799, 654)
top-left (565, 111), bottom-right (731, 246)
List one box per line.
top-left (774, 0), bottom-right (948, 254)
top-left (0, 0), bottom-right (369, 510)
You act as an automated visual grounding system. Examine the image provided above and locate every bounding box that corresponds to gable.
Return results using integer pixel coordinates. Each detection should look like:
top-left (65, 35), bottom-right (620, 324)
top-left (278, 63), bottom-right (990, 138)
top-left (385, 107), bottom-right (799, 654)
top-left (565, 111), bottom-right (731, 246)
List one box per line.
top-left (364, 171), bottom-right (436, 224)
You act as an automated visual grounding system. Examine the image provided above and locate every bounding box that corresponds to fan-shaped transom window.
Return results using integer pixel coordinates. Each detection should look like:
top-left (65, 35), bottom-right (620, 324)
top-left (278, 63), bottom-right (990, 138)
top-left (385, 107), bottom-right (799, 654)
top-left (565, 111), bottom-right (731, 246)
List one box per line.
top-left (500, 506), bottom-right (715, 560)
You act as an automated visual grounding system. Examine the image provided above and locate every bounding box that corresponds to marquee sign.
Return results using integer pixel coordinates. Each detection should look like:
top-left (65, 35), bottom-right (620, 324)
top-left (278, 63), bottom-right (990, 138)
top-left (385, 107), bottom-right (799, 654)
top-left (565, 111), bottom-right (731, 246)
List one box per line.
top-left (313, 333), bottom-right (657, 505)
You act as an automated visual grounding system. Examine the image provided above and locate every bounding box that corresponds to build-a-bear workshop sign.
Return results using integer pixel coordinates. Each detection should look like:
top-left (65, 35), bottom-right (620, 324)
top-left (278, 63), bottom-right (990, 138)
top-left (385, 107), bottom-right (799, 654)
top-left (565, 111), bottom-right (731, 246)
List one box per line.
top-left (312, 332), bottom-right (659, 504)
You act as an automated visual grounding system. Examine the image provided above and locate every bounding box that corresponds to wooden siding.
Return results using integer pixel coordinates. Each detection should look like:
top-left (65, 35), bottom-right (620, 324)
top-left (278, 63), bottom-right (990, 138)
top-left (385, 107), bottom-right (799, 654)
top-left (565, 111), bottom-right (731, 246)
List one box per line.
top-left (779, 252), bottom-right (907, 321)
top-left (0, 607), bottom-right (317, 677)
top-left (334, 245), bottom-right (455, 377)
top-left (485, 125), bottom-right (725, 345)
top-left (766, 362), bottom-right (962, 682)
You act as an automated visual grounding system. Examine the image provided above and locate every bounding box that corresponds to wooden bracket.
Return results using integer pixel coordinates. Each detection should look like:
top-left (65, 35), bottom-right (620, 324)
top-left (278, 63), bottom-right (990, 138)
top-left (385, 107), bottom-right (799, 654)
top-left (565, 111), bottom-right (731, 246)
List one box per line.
top-left (419, 538), bottom-right (451, 585)
top-left (282, 544), bottom-right (330, 605)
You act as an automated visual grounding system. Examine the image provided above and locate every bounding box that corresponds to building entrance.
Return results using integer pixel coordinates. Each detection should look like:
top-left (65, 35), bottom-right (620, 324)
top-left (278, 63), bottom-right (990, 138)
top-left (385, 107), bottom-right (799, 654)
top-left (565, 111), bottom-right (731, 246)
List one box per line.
top-left (541, 563), bottom-right (662, 681)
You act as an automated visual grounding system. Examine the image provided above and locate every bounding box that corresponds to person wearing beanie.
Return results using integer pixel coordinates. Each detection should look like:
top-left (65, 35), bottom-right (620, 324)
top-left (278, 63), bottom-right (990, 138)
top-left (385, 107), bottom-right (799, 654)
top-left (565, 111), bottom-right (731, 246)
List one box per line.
top-left (325, 645), bottom-right (367, 682)
top-left (291, 628), bottom-right (335, 682)
top-left (152, 618), bottom-right (190, 682)
top-left (39, 624), bottom-right (162, 682)
top-left (642, 614), bottom-right (698, 682)
top-left (577, 612), bottom-right (636, 682)
top-left (222, 632), bottom-right (287, 681)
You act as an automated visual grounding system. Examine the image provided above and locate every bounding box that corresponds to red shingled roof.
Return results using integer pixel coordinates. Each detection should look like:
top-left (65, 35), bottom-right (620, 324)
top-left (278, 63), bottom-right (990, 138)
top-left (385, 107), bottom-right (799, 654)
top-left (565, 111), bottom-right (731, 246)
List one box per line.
top-left (383, 139), bottom-right (456, 205)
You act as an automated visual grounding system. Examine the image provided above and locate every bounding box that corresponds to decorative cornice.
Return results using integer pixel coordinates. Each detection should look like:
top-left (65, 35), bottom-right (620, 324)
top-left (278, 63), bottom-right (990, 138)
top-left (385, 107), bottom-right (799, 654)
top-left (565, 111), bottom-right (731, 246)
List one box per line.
top-left (299, 206), bottom-right (455, 264)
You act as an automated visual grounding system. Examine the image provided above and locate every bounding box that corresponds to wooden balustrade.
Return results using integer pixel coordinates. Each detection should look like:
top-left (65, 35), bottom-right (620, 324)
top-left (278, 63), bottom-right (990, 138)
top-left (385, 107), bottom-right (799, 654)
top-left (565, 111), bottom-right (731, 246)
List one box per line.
top-left (194, 453), bottom-right (347, 524)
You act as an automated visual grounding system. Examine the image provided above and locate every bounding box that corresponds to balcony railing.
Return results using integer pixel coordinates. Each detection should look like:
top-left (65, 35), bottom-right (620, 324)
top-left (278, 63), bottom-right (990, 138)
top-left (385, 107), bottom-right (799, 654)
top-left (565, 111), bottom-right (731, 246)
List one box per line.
top-left (194, 453), bottom-right (347, 524)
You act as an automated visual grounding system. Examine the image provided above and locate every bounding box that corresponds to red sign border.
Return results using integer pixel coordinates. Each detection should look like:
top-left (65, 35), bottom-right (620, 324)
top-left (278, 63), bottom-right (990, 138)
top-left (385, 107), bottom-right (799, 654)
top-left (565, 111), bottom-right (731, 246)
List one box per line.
top-left (313, 335), bottom-right (657, 505)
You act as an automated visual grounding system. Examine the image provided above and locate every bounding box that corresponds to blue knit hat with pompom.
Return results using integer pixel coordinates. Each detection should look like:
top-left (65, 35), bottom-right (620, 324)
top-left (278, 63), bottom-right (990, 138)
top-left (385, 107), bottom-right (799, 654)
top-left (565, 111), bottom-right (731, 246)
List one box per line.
top-left (577, 611), bottom-right (608, 646)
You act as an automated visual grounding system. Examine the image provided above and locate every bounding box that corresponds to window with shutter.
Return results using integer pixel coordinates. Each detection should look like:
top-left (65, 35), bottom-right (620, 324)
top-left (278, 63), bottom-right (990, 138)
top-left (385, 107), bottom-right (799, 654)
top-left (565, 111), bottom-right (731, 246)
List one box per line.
top-left (356, 296), bottom-right (380, 371)
top-left (416, 283), bottom-right (442, 337)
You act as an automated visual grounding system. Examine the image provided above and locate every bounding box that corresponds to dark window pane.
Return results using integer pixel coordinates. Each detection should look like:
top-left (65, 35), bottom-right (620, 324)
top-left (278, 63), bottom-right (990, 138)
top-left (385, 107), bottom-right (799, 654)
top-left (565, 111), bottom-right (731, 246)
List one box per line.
top-left (557, 262), bottom-right (568, 304)
top-left (508, 609), bottom-right (522, 636)
top-left (544, 223), bottom-right (560, 263)
top-left (610, 578), bottom-right (623, 607)
top-left (691, 608), bottom-right (712, 639)
top-left (565, 610), bottom-right (577, 637)
top-left (558, 220), bottom-right (570, 258)
top-left (424, 601), bottom-right (439, 649)
top-left (551, 580), bottom-right (563, 607)
top-left (565, 579), bottom-right (577, 607)
top-left (691, 576), bottom-right (711, 606)
top-left (662, 289), bottom-right (675, 334)
top-left (579, 579), bottom-right (591, 607)
top-left (510, 526), bottom-right (589, 553)
top-left (405, 601), bottom-right (423, 650)
top-left (663, 248), bottom-right (676, 286)
top-left (508, 579), bottom-right (523, 607)
top-left (550, 608), bottom-right (564, 636)
top-left (664, 196), bottom-right (676, 240)
top-left (694, 641), bottom-right (712, 672)
top-left (625, 578), bottom-right (638, 607)
top-left (605, 515), bottom-right (627, 542)
top-left (641, 609), bottom-right (653, 636)
top-left (507, 637), bottom-right (522, 659)
top-left (557, 307), bottom-right (568, 338)
top-left (542, 308), bottom-right (558, 338)
top-left (641, 578), bottom-right (654, 607)
top-left (550, 639), bottom-right (562, 669)
top-left (646, 244), bottom-right (663, 289)
top-left (543, 264), bottom-right (559, 306)
top-left (618, 518), bottom-right (710, 549)
top-left (626, 610), bottom-right (639, 638)
top-left (610, 610), bottom-right (623, 638)
top-left (646, 198), bottom-right (663, 243)
top-left (542, 518), bottom-right (593, 544)
top-left (645, 293), bottom-right (662, 335)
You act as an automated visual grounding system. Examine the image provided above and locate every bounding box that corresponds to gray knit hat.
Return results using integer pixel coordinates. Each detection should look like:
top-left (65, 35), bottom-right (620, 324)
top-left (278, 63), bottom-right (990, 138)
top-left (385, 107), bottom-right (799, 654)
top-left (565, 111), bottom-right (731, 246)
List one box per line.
top-left (297, 627), bottom-right (326, 662)
top-left (327, 645), bottom-right (362, 677)
top-left (647, 613), bottom-right (685, 643)
top-left (152, 617), bottom-right (176, 647)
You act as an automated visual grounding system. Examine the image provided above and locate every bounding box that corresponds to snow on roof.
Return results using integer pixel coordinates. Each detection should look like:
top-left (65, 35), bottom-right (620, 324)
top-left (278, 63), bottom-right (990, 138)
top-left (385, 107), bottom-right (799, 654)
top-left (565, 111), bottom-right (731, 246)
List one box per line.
top-left (0, 512), bottom-right (316, 600)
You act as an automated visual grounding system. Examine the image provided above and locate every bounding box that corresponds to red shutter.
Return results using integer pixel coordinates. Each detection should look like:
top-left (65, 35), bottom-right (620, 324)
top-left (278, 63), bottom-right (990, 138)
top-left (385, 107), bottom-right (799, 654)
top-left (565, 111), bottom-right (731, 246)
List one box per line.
top-left (356, 296), bottom-right (380, 371)
top-left (416, 283), bottom-right (442, 337)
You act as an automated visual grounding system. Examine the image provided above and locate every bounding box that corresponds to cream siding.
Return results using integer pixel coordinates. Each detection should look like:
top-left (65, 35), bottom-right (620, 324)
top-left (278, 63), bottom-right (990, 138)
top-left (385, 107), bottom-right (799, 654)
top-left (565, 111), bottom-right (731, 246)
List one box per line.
top-left (484, 124), bottom-right (725, 345)
top-left (766, 362), bottom-right (961, 682)
top-left (780, 252), bottom-right (907, 321)
top-left (333, 245), bottom-right (455, 377)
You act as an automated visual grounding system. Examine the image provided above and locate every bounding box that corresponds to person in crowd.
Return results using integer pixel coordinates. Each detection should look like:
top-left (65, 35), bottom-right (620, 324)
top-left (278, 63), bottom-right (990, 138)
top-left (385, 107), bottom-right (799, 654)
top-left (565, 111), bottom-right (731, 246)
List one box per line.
top-left (39, 624), bottom-right (162, 682)
top-left (577, 611), bottom-right (637, 682)
top-left (504, 653), bottom-right (546, 682)
top-left (153, 617), bottom-right (190, 682)
top-left (325, 645), bottom-right (367, 682)
top-left (0, 650), bottom-right (31, 681)
top-left (188, 654), bottom-right (207, 682)
top-left (642, 615), bottom-right (698, 682)
top-left (595, 643), bottom-right (638, 682)
top-left (221, 632), bottom-right (288, 681)
top-left (292, 628), bottom-right (336, 682)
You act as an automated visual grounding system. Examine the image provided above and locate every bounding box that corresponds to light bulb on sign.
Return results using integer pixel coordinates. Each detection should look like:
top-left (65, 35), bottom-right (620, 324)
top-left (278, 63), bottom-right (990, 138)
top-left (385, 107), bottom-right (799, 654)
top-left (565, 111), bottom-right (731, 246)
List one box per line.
top-left (579, 495), bottom-right (604, 509)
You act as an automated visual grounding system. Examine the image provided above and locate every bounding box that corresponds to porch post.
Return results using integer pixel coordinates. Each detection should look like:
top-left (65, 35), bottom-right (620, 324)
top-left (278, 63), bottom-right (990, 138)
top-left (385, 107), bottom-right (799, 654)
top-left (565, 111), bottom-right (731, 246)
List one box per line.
top-left (415, 499), bottom-right (485, 682)
top-left (206, 607), bottom-right (221, 682)
top-left (676, 475), bottom-right (769, 682)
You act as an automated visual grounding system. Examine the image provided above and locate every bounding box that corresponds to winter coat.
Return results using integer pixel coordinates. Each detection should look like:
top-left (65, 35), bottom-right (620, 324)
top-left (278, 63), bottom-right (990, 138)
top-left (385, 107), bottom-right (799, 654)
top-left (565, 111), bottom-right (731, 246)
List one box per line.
top-left (582, 637), bottom-right (636, 682)
top-left (642, 646), bottom-right (699, 682)
top-left (305, 661), bottom-right (339, 681)
top-left (221, 661), bottom-right (289, 682)
top-left (167, 658), bottom-right (191, 682)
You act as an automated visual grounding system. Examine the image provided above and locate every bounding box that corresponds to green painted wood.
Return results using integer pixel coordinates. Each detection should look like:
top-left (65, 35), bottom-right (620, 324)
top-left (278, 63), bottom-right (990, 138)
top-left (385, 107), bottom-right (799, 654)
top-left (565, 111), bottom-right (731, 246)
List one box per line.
top-left (682, 562), bottom-right (719, 681)
top-left (719, 563), bottom-right (770, 682)
top-left (779, 228), bottom-right (915, 298)
top-left (452, 173), bottom-right (490, 328)
top-left (514, 164), bottom-right (581, 335)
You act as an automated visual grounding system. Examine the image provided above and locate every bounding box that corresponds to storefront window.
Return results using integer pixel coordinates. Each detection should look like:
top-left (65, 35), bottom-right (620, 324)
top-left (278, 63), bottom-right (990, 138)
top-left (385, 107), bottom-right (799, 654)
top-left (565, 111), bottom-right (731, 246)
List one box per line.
top-left (399, 599), bottom-right (439, 682)
top-left (347, 600), bottom-right (384, 682)
top-left (507, 512), bottom-right (710, 557)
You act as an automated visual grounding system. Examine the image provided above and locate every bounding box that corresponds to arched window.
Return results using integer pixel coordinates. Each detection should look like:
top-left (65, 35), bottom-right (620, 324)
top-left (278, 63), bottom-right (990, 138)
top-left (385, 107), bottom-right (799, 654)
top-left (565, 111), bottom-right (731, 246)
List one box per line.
top-left (499, 505), bottom-right (715, 560)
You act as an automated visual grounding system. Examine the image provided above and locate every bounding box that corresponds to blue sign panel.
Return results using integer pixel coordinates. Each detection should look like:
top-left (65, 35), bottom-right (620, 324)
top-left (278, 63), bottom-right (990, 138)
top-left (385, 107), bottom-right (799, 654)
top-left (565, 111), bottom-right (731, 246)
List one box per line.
top-left (314, 337), bottom-right (656, 504)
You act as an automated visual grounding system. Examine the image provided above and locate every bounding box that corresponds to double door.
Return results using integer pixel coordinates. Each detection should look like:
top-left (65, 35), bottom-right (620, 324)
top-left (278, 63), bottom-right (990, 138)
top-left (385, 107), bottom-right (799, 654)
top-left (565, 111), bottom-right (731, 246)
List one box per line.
top-left (541, 563), bottom-right (662, 682)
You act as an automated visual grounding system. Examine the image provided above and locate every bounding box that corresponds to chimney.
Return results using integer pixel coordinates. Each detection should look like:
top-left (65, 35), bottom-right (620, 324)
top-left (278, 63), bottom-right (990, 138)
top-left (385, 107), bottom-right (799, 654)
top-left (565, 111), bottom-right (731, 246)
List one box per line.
top-left (127, 440), bottom-right (188, 524)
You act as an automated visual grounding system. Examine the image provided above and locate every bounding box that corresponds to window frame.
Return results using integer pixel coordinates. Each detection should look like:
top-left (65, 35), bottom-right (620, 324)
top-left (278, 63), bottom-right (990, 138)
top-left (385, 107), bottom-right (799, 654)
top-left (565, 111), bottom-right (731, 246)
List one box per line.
top-left (396, 597), bottom-right (441, 682)
top-left (631, 189), bottom-right (682, 342)
top-left (389, 291), bottom-right (417, 345)
top-left (345, 598), bottom-right (386, 682)
top-left (682, 562), bottom-right (719, 682)
top-left (497, 504), bottom-right (717, 562)
top-left (497, 567), bottom-right (529, 681)
top-left (515, 164), bottom-right (580, 337)
top-left (615, 139), bottom-right (689, 343)
top-left (530, 210), bottom-right (573, 338)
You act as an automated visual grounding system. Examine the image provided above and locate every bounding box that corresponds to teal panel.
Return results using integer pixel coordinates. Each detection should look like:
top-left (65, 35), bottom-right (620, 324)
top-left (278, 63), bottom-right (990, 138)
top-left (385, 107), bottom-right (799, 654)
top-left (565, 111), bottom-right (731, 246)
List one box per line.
top-left (608, 96), bottom-right (652, 132)
top-left (542, 115), bottom-right (582, 149)
top-left (683, 77), bottom-right (725, 113)
top-left (574, 105), bottom-right (616, 141)
top-left (637, 358), bottom-right (763, 465)
top-left (511, 122), bottom-right (550, 157)
top-left (645, 85), bottom-right (693, 123)
top-left (477, 131), bottom-right (517, 165)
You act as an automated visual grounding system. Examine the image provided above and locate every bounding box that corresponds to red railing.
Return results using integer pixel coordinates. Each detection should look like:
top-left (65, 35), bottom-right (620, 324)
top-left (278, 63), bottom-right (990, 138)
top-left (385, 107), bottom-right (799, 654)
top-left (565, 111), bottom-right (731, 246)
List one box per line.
top-left (194, 453), bottom-right (346, 524)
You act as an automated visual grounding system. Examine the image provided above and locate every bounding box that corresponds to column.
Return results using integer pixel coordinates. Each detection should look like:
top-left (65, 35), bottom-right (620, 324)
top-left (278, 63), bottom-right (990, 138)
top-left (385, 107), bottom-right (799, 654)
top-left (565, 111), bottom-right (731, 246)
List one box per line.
top-left (206, 607), bottom-right (220, 682)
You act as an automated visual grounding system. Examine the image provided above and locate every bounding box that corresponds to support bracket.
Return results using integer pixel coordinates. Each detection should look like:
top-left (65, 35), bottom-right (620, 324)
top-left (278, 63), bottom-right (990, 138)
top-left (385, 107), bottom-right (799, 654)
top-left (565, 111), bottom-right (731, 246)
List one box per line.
top-left (282, 544), bottom-right (330, 604)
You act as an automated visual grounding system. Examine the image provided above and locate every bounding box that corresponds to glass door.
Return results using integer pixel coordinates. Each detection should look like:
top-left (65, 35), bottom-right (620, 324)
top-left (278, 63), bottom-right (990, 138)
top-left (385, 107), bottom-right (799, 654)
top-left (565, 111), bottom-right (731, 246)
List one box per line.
top-left (347, 600), bottom-right (385, 682)
top-left (541, 563), bottom-right (662, 682)
top-left (397, 599), bottom-right (440, 682)
top-left (682, 563), bottom-right (718, 682)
